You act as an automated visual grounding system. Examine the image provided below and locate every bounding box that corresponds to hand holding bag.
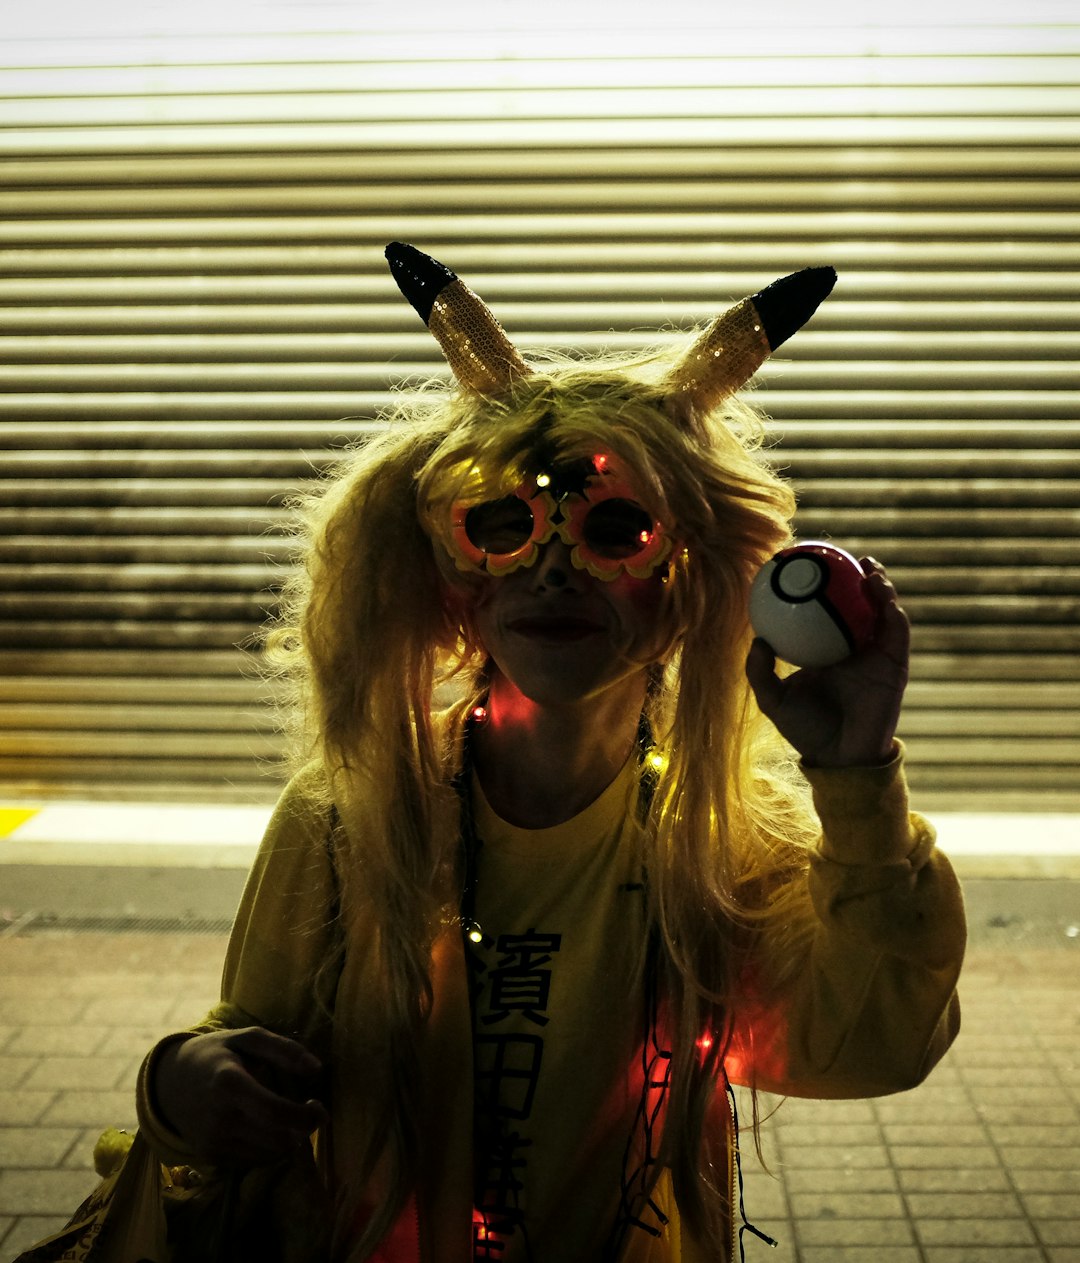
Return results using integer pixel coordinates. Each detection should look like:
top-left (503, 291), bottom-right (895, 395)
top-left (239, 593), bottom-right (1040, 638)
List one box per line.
top-left (11, 1130), bottom-right (332, 1263)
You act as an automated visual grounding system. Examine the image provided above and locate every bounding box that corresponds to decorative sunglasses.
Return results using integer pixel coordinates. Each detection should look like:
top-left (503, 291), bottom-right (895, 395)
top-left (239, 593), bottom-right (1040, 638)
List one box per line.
top-left (444, 455), bottom-right (673, 581)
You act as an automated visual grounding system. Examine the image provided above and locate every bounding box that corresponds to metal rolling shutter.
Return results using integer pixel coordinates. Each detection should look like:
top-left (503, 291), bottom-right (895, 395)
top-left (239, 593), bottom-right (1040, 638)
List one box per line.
top-left (1, 9), bottom-right (1078, 809)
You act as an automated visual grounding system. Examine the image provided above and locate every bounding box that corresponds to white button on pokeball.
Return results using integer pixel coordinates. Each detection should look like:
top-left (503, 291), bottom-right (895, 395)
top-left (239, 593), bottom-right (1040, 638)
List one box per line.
top-left (775, 556), bottom-right (823, 599)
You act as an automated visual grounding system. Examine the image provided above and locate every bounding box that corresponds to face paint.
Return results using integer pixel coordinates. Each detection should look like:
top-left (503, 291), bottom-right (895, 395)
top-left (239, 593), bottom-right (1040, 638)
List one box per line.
top-left (443, 454), bottom-right (673, 582)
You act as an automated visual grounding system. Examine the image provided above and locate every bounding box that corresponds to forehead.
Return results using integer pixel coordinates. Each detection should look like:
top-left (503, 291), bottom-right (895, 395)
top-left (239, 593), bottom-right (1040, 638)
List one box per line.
top-left (520, 452), bottom-right (600, 498)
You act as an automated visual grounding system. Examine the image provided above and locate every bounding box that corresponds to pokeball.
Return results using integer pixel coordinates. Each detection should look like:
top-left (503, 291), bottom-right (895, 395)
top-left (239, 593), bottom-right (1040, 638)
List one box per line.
top-left (749, 542), bottom-right (876, 668)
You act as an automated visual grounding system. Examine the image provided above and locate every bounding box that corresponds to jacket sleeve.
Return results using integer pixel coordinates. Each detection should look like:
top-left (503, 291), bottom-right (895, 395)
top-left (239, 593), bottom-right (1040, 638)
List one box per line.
top-left (732, 746), bottom-right (966, 1099)
top-left (136, 761), bottom-right (342, 1164)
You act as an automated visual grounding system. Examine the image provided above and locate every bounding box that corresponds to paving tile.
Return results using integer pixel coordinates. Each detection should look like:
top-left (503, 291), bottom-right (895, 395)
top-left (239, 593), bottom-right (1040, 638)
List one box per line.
top-left (0, 1216), bottom-right (73, 1260)
top-left (0, 1129), bottom-right (79, 1170)
top-left (0, 1063), bottom-right (33, 1092)
top-left (788, 1190), bottom-right (906, 1219)
top-left (953, 1043), bottom-right (1045, 1069)
top-left (38, 1092), bottom-right (136, 1131)
top-left (79, 995), bottom-right (181, 1025)
top-left (0, 998), bottom-right (89, 1027)
top-left (778, 1143), bottom-right (891, 1171)
top-left (801, 1250), bottom-right (920, 1263)
top-left (0, 1168), bottom-right (98, 1216)
top-left (769, 1098), bottom-right (877, 1124)
top-left (990, 1122), bottom-right (1080, 1146)
top-left (1037, 1219), bottom-right (1080, 1246)
top-left (922, 1249), bottom-right (1045, 1263)
top-left (905, 1190), bottom-right (1024, 1219)
top-left (0, 1218), bottom-right (13, 1248)
top-left (926, 1066), bottom-right (963, 1087)
top-left (741, 1233), bottom-right (797, 1263)
top-left (773, 1122), bottom-right (882, 1150)
top-left (738, 1173), bottom-right (788, 1219)
top-left (20, 1057), bottom-right (132, 1093)
top-left (0, 1031), bottom-right (12, 1054)
top-left (785, 1166), bottom-right (899, 1194)
top-left (898, 1165), bottom-right (1012, 1194)
top-left (1010, 1168), bottom-right (1080, 1194)
top-left (978, 1097), bottom-right (1077, 1126)
top-left (891, 1144), bottom-right (1002, 1170)
top-left (59, 1129), bottom-right (108, 1172)
top-left (795, 1216), bottom-right (914, 1246)
top-left (963, 1084), bottom-right (1071, 1112)
top-left (168, 995), bottom-right (220, 1025)
top-left (996, 1145), bottom-right (1080, 1172)
top-left (4, 1027), bottom-right (111, 1058)
top-left (916, 1217), bottom-right (1037, 1247)
top-left (960, 1060), bottom-right (1062, 1081)
top-left (1020, 1192), bottom-right (1080, 1219)
top-left (0, 1095), bottom-right (57, 1128)
top-left (874, 1093), bottom-right (979, 1125)
top-left (95, 1026), bottom-right (174, 1058)
top-left (882, 1123), bottom-right (987, 1147)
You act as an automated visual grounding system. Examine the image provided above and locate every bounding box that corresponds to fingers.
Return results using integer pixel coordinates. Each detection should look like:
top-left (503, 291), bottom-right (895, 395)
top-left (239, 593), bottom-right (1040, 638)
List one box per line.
top-left (172, 1026), bottom-right (328, 1167)
top-left (206, 1061), bottom-right (323, 1165)
top-left (225, 1026), bottom-right (322, 1080)
top-left (859, 557), bottom-right (911, 667)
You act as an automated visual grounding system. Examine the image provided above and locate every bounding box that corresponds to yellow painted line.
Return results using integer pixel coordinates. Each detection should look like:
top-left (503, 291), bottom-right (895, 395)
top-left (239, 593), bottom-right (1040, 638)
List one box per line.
top-left (0, 807), bottom-right (39, 838)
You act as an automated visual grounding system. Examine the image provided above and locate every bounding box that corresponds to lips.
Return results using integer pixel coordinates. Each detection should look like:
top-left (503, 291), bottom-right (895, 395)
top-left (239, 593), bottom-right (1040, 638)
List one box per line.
top-left (505, 614), bottom-right (605, 642)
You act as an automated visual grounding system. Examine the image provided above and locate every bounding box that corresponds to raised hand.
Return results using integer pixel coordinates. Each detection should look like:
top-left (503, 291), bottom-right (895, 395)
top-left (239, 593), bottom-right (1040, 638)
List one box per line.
top-left (152, 1025), bottom-right (328, 1167)
top-left (745, 558), bottom-right (910, 768)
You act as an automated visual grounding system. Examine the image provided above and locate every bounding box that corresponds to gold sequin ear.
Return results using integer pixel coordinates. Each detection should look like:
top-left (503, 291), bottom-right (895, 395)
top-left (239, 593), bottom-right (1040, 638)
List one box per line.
top-left (664, 267), bottom-right (837, 418)
top-left (385, 242), bottom-right (532, 397)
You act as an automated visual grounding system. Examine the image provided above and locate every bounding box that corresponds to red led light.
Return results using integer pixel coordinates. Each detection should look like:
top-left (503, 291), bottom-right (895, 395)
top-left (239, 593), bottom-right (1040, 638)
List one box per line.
top-left (471, 705), bottom-right (488, 722)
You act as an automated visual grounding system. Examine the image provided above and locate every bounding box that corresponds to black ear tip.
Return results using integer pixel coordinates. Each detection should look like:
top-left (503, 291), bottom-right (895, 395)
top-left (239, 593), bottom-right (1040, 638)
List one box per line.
top-left (385, 240), bottom-right (426, 267)
top-left (812, 263), bottom-right (837, 287)
top-left (384, 241), bottom-right (457, 324)
top-left (810, 265), bottom-right (838, 299)
top-left (754, 266), bottom-right (837, 351)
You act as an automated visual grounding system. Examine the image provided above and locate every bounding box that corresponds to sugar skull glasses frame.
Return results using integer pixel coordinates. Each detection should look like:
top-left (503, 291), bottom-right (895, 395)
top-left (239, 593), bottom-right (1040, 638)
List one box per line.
top-left (441, 456), bottom-right (673, 582)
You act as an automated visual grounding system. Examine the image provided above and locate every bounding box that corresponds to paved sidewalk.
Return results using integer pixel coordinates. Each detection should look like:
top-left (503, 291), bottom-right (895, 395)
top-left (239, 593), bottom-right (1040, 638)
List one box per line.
top-left (0, 930), bottom-right (1076, 1263)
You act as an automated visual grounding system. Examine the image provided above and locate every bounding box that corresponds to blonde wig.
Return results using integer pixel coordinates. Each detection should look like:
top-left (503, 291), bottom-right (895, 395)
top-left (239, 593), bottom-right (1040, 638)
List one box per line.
top-left (266, 248), bottom-right (834, 1255)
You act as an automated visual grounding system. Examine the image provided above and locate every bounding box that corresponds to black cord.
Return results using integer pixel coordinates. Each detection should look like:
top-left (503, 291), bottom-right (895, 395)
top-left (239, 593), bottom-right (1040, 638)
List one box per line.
top-left (726, 1080), bottom-right (780, 1258)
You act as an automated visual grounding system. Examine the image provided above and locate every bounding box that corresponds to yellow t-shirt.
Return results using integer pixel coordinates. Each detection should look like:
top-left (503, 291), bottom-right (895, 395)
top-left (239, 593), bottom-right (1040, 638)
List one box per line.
top-left (469, 757), bottom-right (676, 1263)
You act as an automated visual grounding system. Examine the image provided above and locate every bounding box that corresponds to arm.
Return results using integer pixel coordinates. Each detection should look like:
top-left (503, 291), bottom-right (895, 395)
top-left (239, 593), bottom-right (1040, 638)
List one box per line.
top-left (739, 558), bottom-right (965, 1097)
top-left (732, 751), bottom-right (964, 1098)
top-left (136, 762), bottom-right (342, 1166)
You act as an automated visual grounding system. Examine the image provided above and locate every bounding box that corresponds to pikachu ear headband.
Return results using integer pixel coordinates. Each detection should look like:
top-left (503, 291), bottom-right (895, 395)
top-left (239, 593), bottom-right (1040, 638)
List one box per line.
top-left (384, 240), bottom-right (836, 414)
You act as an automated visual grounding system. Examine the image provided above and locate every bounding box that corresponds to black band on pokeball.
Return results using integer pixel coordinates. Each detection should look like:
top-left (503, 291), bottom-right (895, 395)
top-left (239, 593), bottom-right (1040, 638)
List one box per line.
top-left (770, 554), bottom-right (857, 657)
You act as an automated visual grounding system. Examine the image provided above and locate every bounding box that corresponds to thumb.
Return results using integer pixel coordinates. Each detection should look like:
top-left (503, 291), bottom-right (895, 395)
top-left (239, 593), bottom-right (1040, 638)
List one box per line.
top-left (746, 637), bottom-right (784, 718)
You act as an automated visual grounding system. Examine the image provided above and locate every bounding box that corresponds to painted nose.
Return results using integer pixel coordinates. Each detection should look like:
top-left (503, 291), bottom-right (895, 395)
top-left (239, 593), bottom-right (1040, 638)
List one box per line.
top-left (531, 538), bottom-right (582, 590)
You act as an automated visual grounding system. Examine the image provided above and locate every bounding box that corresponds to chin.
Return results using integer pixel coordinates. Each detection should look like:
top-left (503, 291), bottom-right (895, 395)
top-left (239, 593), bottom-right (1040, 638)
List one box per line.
top-left (495, 654), bottom-right (648, 710)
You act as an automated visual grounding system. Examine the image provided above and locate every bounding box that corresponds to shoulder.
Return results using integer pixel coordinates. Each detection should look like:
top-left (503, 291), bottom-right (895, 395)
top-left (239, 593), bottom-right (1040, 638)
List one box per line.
top-left (272, 759), bottom-right (333, 818)
top-left (258, 760), bottom-right (336, 857)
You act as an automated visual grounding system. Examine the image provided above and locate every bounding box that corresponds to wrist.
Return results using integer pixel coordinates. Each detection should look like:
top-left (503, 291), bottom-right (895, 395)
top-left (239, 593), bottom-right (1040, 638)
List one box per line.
top-left (146, 1033), bottom-right (196, 1136)
top-left (802, 738), bottom-right (900, 771)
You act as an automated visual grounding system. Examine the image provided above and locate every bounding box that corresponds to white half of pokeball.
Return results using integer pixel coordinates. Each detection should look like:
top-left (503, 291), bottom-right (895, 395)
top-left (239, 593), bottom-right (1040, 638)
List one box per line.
top-left (749, 554), bottom-right (855, 668)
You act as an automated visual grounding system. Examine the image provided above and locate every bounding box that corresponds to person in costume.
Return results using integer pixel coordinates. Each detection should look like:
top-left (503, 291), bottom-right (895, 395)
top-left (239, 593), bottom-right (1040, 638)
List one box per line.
top-left (137, 243), bottom-right (966, 1263)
